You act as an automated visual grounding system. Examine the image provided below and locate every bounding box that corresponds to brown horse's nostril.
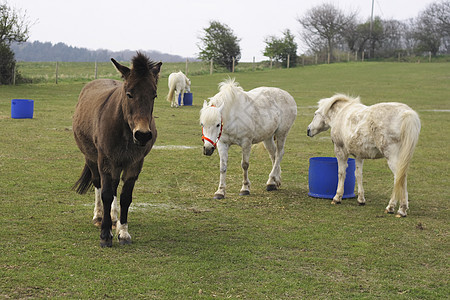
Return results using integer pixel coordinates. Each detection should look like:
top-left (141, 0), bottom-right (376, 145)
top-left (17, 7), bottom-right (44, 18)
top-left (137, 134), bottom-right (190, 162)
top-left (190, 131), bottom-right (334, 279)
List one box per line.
top-left (134, 130), bottom-right (152, 145)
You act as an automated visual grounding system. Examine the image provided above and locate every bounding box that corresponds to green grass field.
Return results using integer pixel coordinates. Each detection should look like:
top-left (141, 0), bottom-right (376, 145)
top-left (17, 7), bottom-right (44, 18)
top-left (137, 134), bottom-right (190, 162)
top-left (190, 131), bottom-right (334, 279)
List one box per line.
top-left (0, 62), bottom-right (449, 299)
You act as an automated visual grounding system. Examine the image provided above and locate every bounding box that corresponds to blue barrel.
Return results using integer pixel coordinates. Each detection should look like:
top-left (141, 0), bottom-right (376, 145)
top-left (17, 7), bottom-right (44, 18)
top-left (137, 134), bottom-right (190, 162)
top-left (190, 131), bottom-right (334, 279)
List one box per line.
top-left (11, 99), bottom-right (34, 119)
top-left (178, 92), bottom-right (193, 106)
top-left (308, 157), bottom-right (355, 199)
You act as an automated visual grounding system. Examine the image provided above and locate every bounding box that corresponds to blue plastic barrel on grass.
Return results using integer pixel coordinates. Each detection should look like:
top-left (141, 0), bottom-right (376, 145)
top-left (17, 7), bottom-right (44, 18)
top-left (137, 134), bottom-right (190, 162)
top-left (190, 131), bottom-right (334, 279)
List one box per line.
top-left (308, 157), bottom-right (355, 199)
top-left (11, 99), bottom-right (34, 119)
top-left (178, 92), bottom-right (193, 106)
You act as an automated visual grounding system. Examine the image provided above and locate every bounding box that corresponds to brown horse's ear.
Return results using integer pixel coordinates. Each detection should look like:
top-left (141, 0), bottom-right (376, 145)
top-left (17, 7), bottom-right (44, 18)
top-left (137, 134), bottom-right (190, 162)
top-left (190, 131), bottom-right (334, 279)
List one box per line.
top-left (151, 62), bottom-right (162, 81)
top-left (111, 58), bottom-right (130, 79)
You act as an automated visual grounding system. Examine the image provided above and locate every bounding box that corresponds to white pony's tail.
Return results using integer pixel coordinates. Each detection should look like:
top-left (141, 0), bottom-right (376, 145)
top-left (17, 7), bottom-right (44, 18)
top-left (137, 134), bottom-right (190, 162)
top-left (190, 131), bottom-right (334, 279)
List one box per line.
top-left (392, 110), bottom-right (421, 201)
top-left (166, 83), bottom-right (175, 103)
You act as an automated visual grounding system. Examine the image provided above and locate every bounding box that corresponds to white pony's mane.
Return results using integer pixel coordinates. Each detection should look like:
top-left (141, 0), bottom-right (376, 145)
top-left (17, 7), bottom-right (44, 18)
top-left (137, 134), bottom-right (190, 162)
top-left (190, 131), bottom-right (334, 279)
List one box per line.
top-left (318, 93), bottom-right (361, 115)
top-left (200, 78), bottom-right (245, 125)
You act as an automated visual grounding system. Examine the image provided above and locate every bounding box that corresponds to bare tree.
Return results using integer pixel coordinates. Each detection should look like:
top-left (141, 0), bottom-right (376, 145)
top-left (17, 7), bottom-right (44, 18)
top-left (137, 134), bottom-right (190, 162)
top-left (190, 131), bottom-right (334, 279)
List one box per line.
top-left (297, 3), bottom-right (357, 63)
top-left (414, 0), bottom-right (450, 55)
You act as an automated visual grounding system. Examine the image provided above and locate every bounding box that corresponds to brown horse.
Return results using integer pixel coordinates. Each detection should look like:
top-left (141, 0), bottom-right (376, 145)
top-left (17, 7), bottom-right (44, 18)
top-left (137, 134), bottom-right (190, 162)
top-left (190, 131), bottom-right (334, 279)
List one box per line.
top-left (73, 52), bottom-right (162, 247)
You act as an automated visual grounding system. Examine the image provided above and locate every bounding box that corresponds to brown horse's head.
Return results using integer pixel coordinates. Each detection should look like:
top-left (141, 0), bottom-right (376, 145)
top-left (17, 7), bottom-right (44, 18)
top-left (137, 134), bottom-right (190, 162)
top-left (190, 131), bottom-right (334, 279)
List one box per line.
top-left (111, 52), bottom-right (162, 146)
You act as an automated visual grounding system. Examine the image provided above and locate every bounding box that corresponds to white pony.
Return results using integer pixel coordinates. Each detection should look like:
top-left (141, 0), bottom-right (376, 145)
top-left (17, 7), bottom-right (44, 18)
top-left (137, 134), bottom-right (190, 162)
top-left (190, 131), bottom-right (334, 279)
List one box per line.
top-left (167, 71), bottom-right (191, 107)
top-left (307, 94), bottom-right (420, 217)
top-left (200, 78), bottom-right (297, 199)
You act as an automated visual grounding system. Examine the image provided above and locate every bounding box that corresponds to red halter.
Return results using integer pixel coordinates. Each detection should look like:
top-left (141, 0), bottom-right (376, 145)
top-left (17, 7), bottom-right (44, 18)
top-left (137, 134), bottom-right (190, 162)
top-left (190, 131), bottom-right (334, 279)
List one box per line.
top-left (201, 105), bottom-right (223, 149)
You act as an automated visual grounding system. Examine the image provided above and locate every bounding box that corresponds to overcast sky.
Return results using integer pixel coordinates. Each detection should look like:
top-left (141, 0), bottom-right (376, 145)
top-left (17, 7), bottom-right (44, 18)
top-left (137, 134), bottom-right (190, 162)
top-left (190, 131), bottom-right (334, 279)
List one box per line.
top-left (8, 0), bottom-right (436, 61)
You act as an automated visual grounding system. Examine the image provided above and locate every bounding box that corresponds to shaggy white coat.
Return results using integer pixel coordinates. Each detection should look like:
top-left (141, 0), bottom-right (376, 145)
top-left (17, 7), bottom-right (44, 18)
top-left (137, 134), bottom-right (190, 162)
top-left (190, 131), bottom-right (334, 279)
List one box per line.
top-left (307, 94), bottom-right (421, 217)
top-left (200, 78), bottom-right (297, 199)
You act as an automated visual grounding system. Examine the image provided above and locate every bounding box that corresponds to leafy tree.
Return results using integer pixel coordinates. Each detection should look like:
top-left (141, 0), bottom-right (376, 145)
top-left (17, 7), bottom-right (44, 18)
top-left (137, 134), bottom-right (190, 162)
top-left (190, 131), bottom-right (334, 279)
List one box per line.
top-left (263, 29), bottom-right (298, 67)
top-left (0, 0), bottom-right (31, 84)
top-left (198, 21), bottom-right (241, 71)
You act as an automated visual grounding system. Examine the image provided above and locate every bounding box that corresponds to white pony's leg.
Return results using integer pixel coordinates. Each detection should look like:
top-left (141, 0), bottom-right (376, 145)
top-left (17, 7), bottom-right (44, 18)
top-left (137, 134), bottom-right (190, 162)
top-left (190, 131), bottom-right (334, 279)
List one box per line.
top-left (355, 158), bottom-right (365, 205)
top-left (111, 195), bottom-right (119, 229)
top-left (385, 156), bottom-right (407, 215)
top-left (239, 143), bottom-right (252, 195)
top-left (263, 137), bottom-right (276, 165)
top-left (214, 142), bottom-right (229, 199)
top-left (180, 89), bottom-right (185, 106)
top-left (266, 135), bottom-right (286, 190)
top-left (397, 178), bottom-right (408, 217)
top-left (174, 90), bottom-right (179, 108)
top-left (333, 148), bottom-right (348, 204)
top-left (93, 188), bottom-right (103, 227)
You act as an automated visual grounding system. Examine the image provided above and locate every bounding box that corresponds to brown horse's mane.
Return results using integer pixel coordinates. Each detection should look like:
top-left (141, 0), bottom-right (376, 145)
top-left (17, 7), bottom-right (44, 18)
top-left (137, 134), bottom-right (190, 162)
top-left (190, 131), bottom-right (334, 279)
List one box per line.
top-left (131, 52), bottom-right (160, 83)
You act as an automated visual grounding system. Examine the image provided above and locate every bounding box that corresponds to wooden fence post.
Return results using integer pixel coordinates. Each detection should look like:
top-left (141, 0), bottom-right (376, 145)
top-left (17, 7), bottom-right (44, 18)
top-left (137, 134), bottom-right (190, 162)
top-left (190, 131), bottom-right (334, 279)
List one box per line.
top-left (232, 57), bottom-right (235, 73)
top-left (12, 65), bottom-right (16, 85)
top-left (185, 58), bottom-right (189, 76)
top-left (55, 61), bottom-right (59, 84)
top-left (287, 54), bottom-right (290, 69)
top-left (95, 61), bottom-right (98, 79)
top-left (252, 56), bottom-right (255, 71)
top-left (270, 57), bottom-right (273, 69)
top-left (210, 59), bottom-right (213, 75)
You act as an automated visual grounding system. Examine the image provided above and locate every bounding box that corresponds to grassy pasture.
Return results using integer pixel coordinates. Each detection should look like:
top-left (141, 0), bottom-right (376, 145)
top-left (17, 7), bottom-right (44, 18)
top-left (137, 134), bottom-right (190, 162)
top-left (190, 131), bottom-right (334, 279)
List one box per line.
top-left (0, 62), bottom-right (449, 299)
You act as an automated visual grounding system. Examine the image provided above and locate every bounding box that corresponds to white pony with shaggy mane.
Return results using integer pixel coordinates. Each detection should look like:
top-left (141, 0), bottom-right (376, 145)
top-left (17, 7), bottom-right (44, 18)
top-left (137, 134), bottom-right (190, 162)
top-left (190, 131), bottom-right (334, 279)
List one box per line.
top-left (307, 94), bottom-right (421, 217)
top-left (167, 71), bottom-right (191, 107)
top-left (200, 78), bottom-right (297, 199)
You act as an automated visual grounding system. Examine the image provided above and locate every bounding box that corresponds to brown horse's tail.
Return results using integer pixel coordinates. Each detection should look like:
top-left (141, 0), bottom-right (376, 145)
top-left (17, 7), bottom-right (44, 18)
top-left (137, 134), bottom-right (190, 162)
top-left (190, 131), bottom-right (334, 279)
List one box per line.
top-left (392, 110), bottom-right (421, 201)
top-left (73, 164), bottom-right (93, 194)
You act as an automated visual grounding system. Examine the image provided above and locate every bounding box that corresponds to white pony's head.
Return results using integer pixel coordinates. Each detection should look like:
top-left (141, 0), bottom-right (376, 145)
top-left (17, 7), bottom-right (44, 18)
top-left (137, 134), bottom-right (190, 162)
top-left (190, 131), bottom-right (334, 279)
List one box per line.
top-left (307, 94), bottom-right (360, 137)
top-left (200, 100), bottom-right (224, 156)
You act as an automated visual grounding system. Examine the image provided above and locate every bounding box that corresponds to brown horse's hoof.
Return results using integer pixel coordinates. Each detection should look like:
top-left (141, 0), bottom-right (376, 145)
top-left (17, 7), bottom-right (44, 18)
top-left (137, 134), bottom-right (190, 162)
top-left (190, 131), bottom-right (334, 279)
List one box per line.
top-left (239, 190), bottom-right (250, 196)
top-left (100, 239), bottom-right (113, 248)
top-left (213, 194), bottom-right (224, 200)
top-left (266, 184), bottom-right (278, 191)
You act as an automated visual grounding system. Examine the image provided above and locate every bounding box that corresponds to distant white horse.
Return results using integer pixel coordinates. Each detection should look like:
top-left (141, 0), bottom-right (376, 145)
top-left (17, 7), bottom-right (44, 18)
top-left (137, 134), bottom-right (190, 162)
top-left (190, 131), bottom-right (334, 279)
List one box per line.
top-left (307, 94), bottom-right (420, 217)
top-left (167, 71), bottom-right (191, 107)
top-left (200, 78), bottom-right (297, 199)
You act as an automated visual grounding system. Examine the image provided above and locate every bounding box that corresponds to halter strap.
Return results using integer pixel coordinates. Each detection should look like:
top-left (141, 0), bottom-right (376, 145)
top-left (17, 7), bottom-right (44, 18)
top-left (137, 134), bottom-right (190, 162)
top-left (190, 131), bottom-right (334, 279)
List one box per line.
top-left (201, 105), bottom-right (223, 149)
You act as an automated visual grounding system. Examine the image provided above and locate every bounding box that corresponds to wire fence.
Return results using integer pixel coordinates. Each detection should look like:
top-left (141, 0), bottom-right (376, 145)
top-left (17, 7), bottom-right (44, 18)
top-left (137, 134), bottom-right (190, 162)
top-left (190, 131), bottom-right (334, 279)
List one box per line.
top-left (2, 52), bottom-right (446, 85)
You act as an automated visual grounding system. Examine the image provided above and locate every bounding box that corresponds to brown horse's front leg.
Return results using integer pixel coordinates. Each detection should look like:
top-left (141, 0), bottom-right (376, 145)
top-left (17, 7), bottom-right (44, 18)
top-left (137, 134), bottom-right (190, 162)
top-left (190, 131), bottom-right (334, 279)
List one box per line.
top-left (99, 170), bottom-right (120, 248)
top-left (117, 163), bottom-right (142, 245)
top-left (100, 174), bottom-right (114, 247)
top-left (117, 177), bottom-right (136, 245)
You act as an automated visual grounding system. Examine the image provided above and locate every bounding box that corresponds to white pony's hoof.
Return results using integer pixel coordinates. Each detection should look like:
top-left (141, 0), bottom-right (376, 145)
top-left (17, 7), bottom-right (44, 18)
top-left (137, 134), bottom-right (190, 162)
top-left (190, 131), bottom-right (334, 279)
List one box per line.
top-left (239, 190), bottom-right (250, 196)
top-left (266, 184), bottom-right (278, 191)
top-left (213, 193), bottom-right (225, 200)
top-left (331, 200), bottom-right (341, 205)
top-left (93, 217), bottom-right (102, 228)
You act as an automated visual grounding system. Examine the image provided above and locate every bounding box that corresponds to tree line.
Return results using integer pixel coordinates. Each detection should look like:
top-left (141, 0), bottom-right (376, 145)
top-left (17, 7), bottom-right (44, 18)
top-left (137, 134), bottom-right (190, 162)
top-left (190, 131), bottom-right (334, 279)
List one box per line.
top-left (198, 0), bottom-right (449, 70)
top-left (10, 41), bottom-right (190, 63)
top-left (1, 0), bottom-right (449, 84)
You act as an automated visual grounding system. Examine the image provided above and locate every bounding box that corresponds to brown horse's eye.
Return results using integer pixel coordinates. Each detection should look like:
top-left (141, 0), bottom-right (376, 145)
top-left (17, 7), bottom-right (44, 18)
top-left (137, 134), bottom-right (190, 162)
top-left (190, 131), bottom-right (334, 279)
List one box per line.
top-left (126, 92), bottom-right (133, 99)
